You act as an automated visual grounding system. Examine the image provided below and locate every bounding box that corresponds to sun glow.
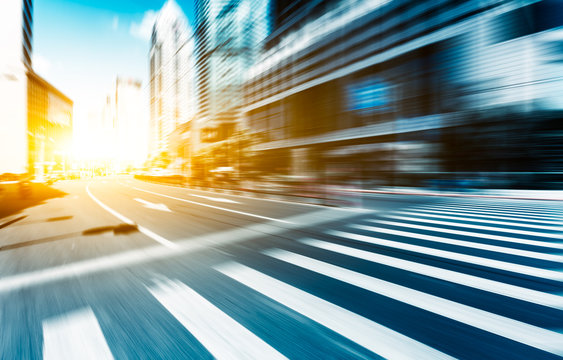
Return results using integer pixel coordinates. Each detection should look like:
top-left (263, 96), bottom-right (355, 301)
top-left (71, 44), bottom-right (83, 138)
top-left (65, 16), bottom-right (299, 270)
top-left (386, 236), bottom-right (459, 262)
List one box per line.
top-left (70, 80), bottom-right (149, 173)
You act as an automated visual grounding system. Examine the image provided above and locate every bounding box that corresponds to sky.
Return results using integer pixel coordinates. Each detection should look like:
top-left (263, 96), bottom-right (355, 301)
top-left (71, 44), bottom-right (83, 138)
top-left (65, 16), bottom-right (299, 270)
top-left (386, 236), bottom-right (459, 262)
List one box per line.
top-left (33, 0), bottom-right (195, 107)
top-left (33, 0), bottom-right (196, 160)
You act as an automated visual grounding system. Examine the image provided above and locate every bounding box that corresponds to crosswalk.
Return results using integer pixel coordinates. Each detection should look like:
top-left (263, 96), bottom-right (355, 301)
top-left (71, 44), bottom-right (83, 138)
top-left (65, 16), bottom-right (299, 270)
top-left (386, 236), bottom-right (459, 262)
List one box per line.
top-left (148, 278), bottom-right (287, 360)
top-left (42, 308), bottom-right (114, 360)
top-left (29, 199), bottom-right (563, 358)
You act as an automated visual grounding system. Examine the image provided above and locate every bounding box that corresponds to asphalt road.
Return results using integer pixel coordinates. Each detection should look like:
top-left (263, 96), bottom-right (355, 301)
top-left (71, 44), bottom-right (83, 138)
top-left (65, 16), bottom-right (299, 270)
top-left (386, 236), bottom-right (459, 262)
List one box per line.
top-left (0, 176), bottom-right (562, 359)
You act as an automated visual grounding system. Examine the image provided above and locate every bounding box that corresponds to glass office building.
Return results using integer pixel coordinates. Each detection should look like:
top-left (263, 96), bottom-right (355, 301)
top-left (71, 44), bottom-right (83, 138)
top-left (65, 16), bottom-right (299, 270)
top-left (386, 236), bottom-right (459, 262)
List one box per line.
top-left (194, 0), bottom-right (270, 143)
top-left (149, 0), bottom-right (196, 161)
top-left (27, 71), bottom-right (73, 179)
top-left (244, 0), bottom-right (563, 189)
top-left (0, 0), bottom-right (33, 174)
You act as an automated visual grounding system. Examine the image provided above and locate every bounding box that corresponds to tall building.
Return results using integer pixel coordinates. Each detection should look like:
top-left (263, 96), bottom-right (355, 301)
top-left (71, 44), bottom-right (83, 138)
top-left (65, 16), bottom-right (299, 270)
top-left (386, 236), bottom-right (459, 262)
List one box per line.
top-left (80, 98), bottom-right (115, 163)
top-left (27, 71), bottom-right (73, 179)
top-left (0, 0), bottom-right (33, 174)
top-left (115, 77), bottom-right (148, 169)
top-left (149, 0), bottom-right (196, 162)
top-left (244, 0), bottom-right (563, 188)
top-left (194, 0), bottom-right (270, 144)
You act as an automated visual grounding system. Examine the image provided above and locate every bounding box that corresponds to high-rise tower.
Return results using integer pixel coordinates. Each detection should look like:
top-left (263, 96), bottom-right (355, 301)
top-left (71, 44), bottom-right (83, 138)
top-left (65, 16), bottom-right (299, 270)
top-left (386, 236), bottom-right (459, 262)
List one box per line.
top-left (149, 0), bottom-right (196, 161)
top-left (194, 0), bottom-right (270, 143)
top-left (0, 0), bottom-right (33, 174)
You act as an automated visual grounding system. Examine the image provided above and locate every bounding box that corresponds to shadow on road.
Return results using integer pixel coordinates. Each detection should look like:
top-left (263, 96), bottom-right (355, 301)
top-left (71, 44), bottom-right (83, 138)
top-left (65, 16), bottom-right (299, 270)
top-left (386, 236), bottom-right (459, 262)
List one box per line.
top-left (0, 223), bottom-right (139, 251)
top-left (82, 223), bottom-right (138, 236)
top-left (0, 182), bottom-right (68, 220)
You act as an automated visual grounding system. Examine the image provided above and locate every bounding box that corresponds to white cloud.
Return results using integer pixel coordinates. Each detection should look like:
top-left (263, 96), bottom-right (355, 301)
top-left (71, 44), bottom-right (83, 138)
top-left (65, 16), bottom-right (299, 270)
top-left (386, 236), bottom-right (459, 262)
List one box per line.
top-left (33, 54), bottom-right (51, 77)
top-left (112, 15), bottom-right (119, 31)
top-left (130, 10), bottom-right (157, 41)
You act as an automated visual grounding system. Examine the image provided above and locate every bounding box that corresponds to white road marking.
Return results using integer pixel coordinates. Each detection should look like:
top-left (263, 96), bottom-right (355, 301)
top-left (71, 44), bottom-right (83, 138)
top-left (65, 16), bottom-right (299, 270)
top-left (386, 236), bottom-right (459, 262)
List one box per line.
top-left (442, 203), bottom-right (562, 214)
top-left (132, 187), bottom-right (293, 224)
top-left (329, 230), bottom-right (563, 281)
top-left (86, 184), bottom-right (178, 249)
top-left (393, 210), bottom-right (563, 231)
top-left (436, 200), bottom-right (559, 210)
top-left (299, 238), bottom-right (563, 309)
top-left (404, 208), bottom-right (563, 225)
top-left (42, 307), bottom-right (114, 360)
top-left (366, 219), bottom-right (563, 250)
top-left (264, 249), bottom-right (563, 356)
top-left (216, 262), bottom-right (453, 360)
top-left (128, 176), bottom-right (369, 212)
top-left (134, 198), bottom-right (172, 212)
top-left (429, 204), bottom-right (562, 218)
top-left (0, 208), bottom-right (354, 293)
top-left (189, 194), bottom-right (240, 204)
top-left (352, 224), bottom-right (563, 262)
top-left (148, 278), bottom-right (286, 360)
top-left (381, 214), bottom-right (563, 239)
top-left (423, 205), bottom-right (563, 221)
top-left (428, 204), bottom-right (562, 221)
top-left (86, 184), bottom-right (134, 225)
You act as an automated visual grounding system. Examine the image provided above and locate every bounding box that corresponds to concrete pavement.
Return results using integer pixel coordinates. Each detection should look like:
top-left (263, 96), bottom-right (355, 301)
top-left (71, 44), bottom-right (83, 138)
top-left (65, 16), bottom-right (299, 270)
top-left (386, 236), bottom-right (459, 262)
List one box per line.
top-left (0, 176), bottom-right (562, 359)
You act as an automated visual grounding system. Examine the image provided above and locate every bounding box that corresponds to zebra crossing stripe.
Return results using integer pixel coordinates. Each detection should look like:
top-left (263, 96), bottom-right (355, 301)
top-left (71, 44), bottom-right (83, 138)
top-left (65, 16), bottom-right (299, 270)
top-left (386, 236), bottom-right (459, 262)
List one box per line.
top-left (438, 203), bottom-right (562, 215)
top-left (424, 204), bottom-right (562, 219)
top-left (420, 204), bottom-right (562, 218)
top-left (350, 224), bottom-right (563, 262)
top-left (264, 248), bottom-right (563, 357)
top-left (148, 278), bottom-right (287, 360)
top-left (329, 230), bottom-right (563, 281)
top-left (366, 220), bottom-right (563, 250)
top-left (299, 238), bottom-right (563, 309)
top-left (216, 262), bottom-right (454, 360)
top-left (381, 215), bottom-right (563, 239)
top-left (392, 210), bottom-right (563, 231)
top-left (403, 208), bottom-right (563, 225)
top-left (42, 307), bottom-right (114, 360)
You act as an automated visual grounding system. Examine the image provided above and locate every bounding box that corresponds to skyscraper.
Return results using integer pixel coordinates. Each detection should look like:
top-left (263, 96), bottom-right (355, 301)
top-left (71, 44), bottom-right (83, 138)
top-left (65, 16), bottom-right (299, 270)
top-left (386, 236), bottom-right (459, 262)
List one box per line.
top-left (115, 77), bottom-right (148, 170)
top-left (0, 0), bottom-right (33, 174)
top-left (149, 0), bottom-right (196, 162)
top-left (27, 71), bottom-right (73, 179)
top-left (194, 0), bottom-right (270, 143)
top-left (244, 0), bottom-right (563, 187)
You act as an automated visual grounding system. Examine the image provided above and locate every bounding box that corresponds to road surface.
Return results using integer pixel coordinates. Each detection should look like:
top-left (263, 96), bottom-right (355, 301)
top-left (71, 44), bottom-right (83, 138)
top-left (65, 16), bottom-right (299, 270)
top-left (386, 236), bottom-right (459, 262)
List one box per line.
top-left (0, 176), bottom-right (562, 359)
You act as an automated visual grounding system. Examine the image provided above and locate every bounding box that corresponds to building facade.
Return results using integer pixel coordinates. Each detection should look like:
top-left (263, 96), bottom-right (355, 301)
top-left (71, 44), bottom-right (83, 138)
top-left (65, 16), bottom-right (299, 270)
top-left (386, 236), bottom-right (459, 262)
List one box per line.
top-left (27, 71), bottom-right (73, 179)
top-left (149, 0), bottom-right (196, 162)
top-left (115, 77), bottom-right (148, 170)
top-left (194, 0), bottom-right (270, 144)
top-left (244, 0), bottom-right (563, 188)
top-left (0, 0), bottom-right (33, 174)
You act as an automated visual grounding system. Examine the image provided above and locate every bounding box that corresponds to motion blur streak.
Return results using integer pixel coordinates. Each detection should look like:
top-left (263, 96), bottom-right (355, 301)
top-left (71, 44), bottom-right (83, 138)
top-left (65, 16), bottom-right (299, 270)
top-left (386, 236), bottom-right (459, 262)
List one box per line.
top-left (87, 183), bottom-right (179, 248)
top-left (299, 238), bottom-right (563, 309)
top-left (148, 278), bottom-right (288, 360)
top-left (42, 308), bottom-right (114, 360)
top-left (1, 0), bottom-right (563, 358)
top-left (264, 248), bottom-right (563, 356)
top-left (216, 261), bottom-right (455, 360)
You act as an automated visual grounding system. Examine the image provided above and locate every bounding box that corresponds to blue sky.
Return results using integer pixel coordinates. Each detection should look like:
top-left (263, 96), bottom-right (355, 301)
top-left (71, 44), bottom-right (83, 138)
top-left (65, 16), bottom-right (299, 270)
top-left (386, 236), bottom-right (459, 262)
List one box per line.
top-left (33, 0), bottom-right (195, 103)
